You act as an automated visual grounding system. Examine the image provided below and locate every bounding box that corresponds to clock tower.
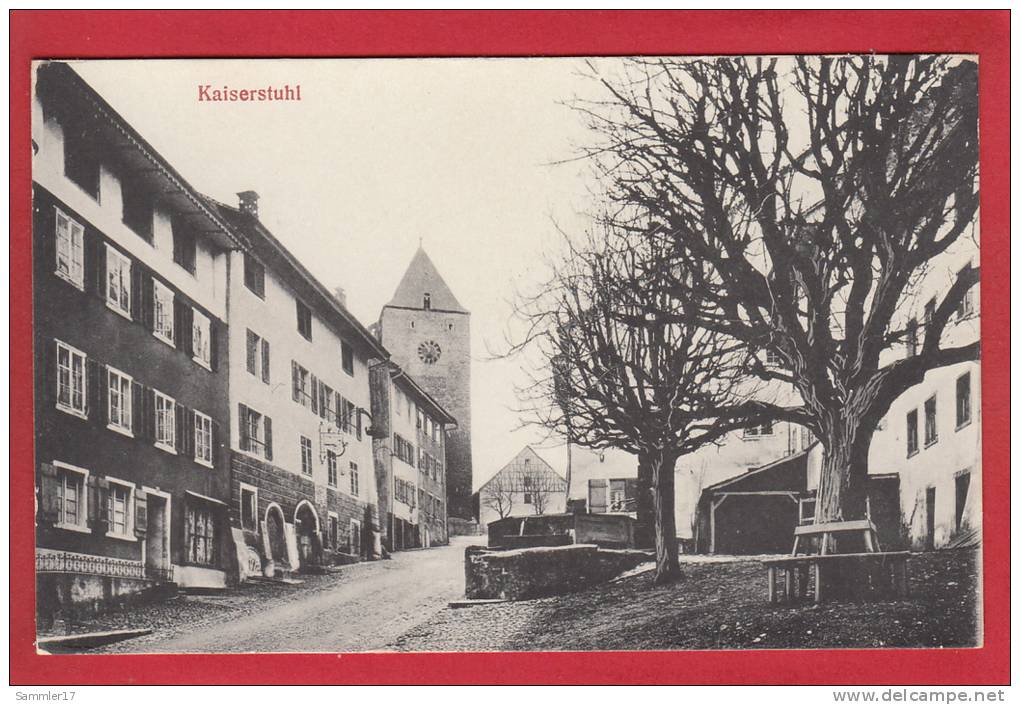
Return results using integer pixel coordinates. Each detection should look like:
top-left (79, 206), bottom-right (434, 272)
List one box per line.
top-left (377, 246), bottom-right (473, 519)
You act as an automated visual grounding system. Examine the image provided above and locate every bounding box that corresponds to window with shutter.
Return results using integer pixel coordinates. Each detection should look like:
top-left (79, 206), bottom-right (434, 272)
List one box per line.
top-left (105, 245), bottom-right (132, 317)
top-left (246, 329), bottom-right (259, 375)
top-left (261, 339), bottom-right (271, 383)
top-left (264, 416), bottom-right (273, 460)
top-left (154, 391), bottom-right (177, 452)
top-left (192, 309), bottom-right (211, 368)
top-left (106, 366), bottom-right (133, 435)
top-left (238, 403), bottom-right (250, 452)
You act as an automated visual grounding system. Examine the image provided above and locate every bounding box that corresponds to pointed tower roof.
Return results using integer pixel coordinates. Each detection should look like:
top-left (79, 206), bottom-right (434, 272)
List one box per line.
top-left (385, 246), bottom-right (468, 314)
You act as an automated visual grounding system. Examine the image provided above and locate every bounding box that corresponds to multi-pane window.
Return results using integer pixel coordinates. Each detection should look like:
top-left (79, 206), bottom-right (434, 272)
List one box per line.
top-left (154, 391), bottom-right (176, 451)
top-left (329, 513), bottom-right (340, 549)
top-left (349, 520), bottom-right (362, 556)
top-left (924, 395), bottom-right (938, 447)
top-left (906, 409), bottom-right (919, 456)
top-left (327, 450), bottom-right (338, 487)
top-left (292, 362), bottom-right (311, 407)
top-left (349, 462), bottom-right (359, 497)
top-left (765, 349), bottom-right (782, 366)
top-left (238, 405), bottom-right (271, 459)
top-left (956, 372), bottom-right (972, 428)
top-left (924, 298), bottom-right (937, 347)
top-left (906, 318), bottom-right (918, 357)
top-left (192, 310), bottom-right (212, 368)
top-left (300, 436), bottom-right (313, 475)
top-left (394, 434), bottom-right (415, 465)
top-left (121, 174), bottom-right (154, 241)
top-left (246, 330), bottom-right (271, 383)
top-left (744, 421), bottom-right (774, 438)
top-left (153, 280), bottom-right (175, 344)
top-left (107, 482), bottom-right (131, 537)
top-left (56, 340), bottom-right (86, 415)
top-left (56, 467), bottom-right (86, 527)
top-left (319, 383), bottom-right (334, 421)
top-left (63, 116), bottom-right (100, 199)
top-left (240, 485), bottom-right (258, 531)
top-left (172, 215), bottom-right (197, 274)
top-left (187, 504), bottom-right (216, 566)
top-left (54, 208), bottom-right (84, 289)
top-left (956, 267), bottom-right (975, 320)
top-left (194, 411), bottom-right (213, 466)
top-left (341, 340), bottom-right (354, 376)
top-left (105, 245), bottom-right (132, 316)
top-left (243, 252), bottom-right (265, 299)
top-left (107, 367), bottom-right (132, 433)
top-left (246, 329), bottom-right (260, 376)
top-left (423, 293), bottom-right (432, 310)
top-left (296, 300), bottom-right (312, 341)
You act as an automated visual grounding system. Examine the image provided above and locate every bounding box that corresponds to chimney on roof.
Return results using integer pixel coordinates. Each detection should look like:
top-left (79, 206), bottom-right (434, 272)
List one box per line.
top-left (237, 191), bottom-right (259, 219)
top-left (334, 286), bottom-right (348, 309)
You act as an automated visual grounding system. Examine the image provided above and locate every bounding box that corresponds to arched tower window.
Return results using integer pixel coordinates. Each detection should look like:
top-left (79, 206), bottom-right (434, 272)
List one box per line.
top-left (423, 293), bottom-right (432, 310)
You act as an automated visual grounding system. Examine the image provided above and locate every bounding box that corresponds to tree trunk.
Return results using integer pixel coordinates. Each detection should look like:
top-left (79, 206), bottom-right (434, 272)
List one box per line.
top-left (641, 447), bottom-right (680, 584)
top-left (635, 454), bottom-right (655, 549)
top-left (815, 425), bottom-right (872, 527)
top-left (815, 423), bottom-right (874, 597)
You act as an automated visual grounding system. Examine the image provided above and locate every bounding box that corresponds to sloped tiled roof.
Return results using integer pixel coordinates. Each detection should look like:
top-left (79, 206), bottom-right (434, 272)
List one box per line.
top-left (385, 246), bottom-right (468, 314)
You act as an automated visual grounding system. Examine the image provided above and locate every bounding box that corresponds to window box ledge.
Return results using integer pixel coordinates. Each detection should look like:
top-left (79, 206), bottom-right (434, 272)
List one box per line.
top-left (54, 270), bottom-right (85, 291)
top-left (956, 419), bottom-right (972, 432)
top-left (107, 423), bottom-right (134, 439)
top-left (155, 441), bottom-right (178, 456)
top-left (55, 522), bottom-right (91, 534)
top-left (105, 531), bottom-right (138, 542)
top-left (195, 457), bottom-right (214, 470)
top-left (55, 403), bottom-right (88, 421)
top-left (193, 356), bottom-right (213, 372)
top-left (152, 331), bottom-right (176, 349)
top-left (924, 438), bottom-right (939, 449)
top-left (105, 300), bottom-right (133, 321)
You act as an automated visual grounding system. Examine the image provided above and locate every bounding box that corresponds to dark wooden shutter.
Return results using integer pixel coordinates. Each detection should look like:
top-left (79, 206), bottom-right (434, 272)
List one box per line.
top-left (261, 339), bottom-right (271, 383)
top-left (131, 382), bottom-right (144, 436)
top-left (209, 322), bottom-right (219, 371)
top-left (38, 463), bottom-right (60, 523)
top-left (238, 403), bottom-right (250, 452)
top-left (334, 391), bottom-right (343, 429)
top-left (86, 475), bottom-right (101, 527)
top-left (589, 479), bottom-right (608, 514)
top-left (173, 299), bottom-right (187, 351)
top-left (263, 416), bottom-right (273, 461)
top-left (246, 330), bottom-right (258, 374)
top-left (174, 403), bottom-right (186, 452)
top-left (182, 304), bottom-right (195, 355)
top-left (87, 359), bottom-right (105, 426)
top-left (291, 362), bottom-right (300, 402)
top-left (141, 273), bottom-right (155, 330)
top-left (134, 489), bottom-right (148, 537)
top-left (210, 420), bottom-right (220, 469)
top-left (86, 233), bottom-right (105, 300)
top-left (40, 339), bottom-right (57, 406)
top-left (310, 375), bottom-right (319, 414)
top-left (131, 262), bottom-right (144, 322)
top-left (356, 407), bottom-right (362, 441)
top-left (142, 389), bottom-right (156, 442)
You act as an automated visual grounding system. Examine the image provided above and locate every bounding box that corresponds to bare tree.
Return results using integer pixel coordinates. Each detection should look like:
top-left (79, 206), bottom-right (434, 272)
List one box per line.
top-left (481, 471), bottom-right (515, 520)
top-left (514, 226), bottom-right (753, 582)
top-left (580, 55), bottom-right (979, 532)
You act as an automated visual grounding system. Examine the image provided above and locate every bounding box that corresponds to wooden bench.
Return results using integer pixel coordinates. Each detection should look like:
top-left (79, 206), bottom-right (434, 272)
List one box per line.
top-left (762, 519), bottom-right (911, 604)
top-left (761, 551), bottom-right (911, 603)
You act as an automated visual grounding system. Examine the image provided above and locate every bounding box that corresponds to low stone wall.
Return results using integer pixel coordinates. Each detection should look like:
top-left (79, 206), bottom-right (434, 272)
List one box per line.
top-left (465, 544), bottom-right (650, 601)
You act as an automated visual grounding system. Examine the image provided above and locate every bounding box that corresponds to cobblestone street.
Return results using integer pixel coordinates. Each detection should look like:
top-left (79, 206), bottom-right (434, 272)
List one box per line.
top-left (72, 537), bottom-right (473, 654)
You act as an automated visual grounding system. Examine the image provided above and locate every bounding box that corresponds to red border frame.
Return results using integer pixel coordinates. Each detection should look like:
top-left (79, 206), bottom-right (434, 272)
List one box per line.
top-left (9, 10), bottom-right (1009, 685)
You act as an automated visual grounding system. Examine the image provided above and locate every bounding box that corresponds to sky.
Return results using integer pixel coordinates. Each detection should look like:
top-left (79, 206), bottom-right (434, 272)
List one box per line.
top-left (71, 58), bottom-right (607, 488)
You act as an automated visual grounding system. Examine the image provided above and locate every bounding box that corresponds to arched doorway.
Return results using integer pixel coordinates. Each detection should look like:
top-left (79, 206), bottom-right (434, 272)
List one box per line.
top-left (265, 504), bottom-right (289, 570)
top-left (294, 501), bottom-right (321, 569)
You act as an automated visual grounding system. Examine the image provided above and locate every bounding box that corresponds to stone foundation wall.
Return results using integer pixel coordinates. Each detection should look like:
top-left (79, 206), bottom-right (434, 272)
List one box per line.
top-left (464, 544), bottom-right (650, 601)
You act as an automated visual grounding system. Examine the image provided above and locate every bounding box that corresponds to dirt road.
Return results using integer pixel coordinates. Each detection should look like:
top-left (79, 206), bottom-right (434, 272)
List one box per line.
top-left (100, 537), bottom-right (472, 654)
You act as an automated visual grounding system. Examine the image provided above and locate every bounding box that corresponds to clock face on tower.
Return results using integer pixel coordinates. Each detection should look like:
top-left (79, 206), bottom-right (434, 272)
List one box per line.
top-left (418, 340), bottom-right (442, 365)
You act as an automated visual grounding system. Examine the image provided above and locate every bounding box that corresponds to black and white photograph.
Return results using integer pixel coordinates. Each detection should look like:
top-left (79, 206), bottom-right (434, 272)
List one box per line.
top-left (31, 54), bottom-right (981, 655)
